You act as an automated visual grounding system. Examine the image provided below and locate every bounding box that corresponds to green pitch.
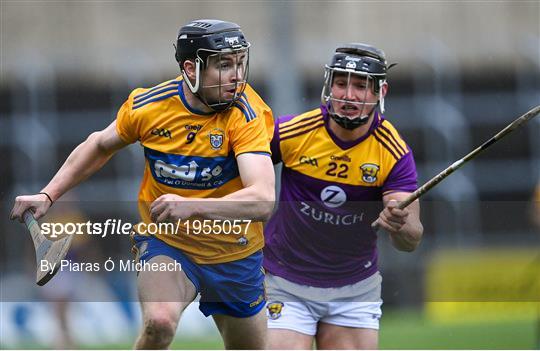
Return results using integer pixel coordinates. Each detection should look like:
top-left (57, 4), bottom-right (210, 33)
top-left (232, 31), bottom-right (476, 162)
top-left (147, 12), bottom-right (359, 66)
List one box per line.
top-left (167, 309), bottom-right (538, 350)
top-left (11, 308), bottom-right (536, 349)
top-left (380, 309), bottom-right (538, 349)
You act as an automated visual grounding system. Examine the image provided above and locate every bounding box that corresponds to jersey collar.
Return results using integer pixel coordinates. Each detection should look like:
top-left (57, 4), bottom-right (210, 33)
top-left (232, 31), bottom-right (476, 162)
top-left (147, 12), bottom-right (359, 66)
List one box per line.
top-left (178, 78), bottom-right (215, 116)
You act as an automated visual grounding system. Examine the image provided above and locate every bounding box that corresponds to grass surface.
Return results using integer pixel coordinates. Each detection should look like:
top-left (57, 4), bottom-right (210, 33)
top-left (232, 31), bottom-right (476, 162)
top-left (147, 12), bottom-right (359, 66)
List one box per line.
top-left (380, 309), bottom-right (539, 349)
top-left (4, 308), bottom-right (538, 349)
top-left (171, 309), bottom-right (539, 350)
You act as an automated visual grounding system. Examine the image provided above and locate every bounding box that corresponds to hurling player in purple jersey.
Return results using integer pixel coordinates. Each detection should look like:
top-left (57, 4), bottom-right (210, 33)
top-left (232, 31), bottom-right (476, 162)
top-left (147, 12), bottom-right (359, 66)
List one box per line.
top-left (263, 43), bottom-right (423, 349)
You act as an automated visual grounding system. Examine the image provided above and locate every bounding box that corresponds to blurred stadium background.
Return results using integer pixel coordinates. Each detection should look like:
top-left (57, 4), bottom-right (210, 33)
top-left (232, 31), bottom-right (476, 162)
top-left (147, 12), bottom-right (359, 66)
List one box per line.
top-left (1, 1), bottom-right (539, 349)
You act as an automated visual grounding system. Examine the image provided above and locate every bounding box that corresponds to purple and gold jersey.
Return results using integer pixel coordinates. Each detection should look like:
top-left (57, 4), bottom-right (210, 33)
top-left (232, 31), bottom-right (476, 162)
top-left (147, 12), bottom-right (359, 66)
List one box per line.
top-left (116, 77), bottom-right (273, 264)
top-left (264, 106), bottom-right (417, 287)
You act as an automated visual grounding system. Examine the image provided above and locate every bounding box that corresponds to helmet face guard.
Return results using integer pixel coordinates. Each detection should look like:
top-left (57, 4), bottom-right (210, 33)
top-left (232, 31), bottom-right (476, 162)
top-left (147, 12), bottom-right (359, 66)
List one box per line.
top-left (175, 19), bottom-right (251, 112)
top-left (183, 45), bottom-right (250, 112)
top-left (321, 67), bottom-right (384, 129)
top-left (321, 43), bottom-right (395, 130)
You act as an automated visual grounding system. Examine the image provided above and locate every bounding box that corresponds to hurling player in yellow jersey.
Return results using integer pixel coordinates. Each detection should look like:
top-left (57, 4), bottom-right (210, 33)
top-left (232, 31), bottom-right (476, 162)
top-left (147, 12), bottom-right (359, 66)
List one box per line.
top-left (10, 19), bottom-right (275, 349)
top-left (264, 44), bottom-right (423, 349)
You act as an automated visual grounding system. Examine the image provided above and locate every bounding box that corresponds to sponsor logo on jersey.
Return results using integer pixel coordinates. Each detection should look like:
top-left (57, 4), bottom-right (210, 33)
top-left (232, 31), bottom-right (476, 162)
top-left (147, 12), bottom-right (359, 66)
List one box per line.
top-left (299, 202), bottom-right (365, 226)
top-left (296, 186), bottom-right (366, 226)
top-left (320, 185), bottom-right (347, 208)
top-left (208, 128), bottom-right (225, 150)
top-left (151, 128), bottom-right (172, 139)
top-left (360, 163), bottom-right (380, 183)
top-left (154, 159), bottom-right (198, 182)
top-left (299, 155), bottom-right (318, 167)
top-left (330, 155), bottom-right (351, 162)
top-left (185, 124), bottom-right (202, 131)
top-left (145, 148), bottom-right (239, 190)
top-left (267, 301), bottom-right (284, 320)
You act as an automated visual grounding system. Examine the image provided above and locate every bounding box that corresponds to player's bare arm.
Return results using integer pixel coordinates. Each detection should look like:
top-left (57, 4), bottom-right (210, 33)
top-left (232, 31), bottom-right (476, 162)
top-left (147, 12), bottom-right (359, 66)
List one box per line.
top-left (376, 192), bottom-right (423, 252)
top-left (150, 153), bottom-right (275, 222)
top-left (10, 120), bottom-right (128, 222)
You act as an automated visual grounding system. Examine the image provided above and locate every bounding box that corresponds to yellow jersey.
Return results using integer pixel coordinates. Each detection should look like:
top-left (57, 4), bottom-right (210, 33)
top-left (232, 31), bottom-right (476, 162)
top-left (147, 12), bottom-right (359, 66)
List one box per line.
top-left (116, 77), bottom-right (273, 264)
top-left (274, 107), bottom-right (416, 192)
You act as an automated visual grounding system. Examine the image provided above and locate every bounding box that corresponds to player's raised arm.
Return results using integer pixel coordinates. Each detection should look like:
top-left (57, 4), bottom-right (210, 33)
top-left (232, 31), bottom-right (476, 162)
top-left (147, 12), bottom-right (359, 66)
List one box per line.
top-left (376, 192), bottom-right (423, 252)
top-left (10, 120), bottom-right (129, 222)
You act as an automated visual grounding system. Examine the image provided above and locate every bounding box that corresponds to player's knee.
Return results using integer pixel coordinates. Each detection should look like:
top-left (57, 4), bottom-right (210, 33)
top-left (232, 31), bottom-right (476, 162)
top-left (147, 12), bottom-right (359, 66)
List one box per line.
top-left (141, 316), bottom-right (176, 348)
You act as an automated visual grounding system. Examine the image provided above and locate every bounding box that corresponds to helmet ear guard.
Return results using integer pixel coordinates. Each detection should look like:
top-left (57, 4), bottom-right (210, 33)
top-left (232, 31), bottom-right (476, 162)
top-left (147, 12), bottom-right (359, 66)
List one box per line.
top-left (180, 56), bottom-right (203, 94)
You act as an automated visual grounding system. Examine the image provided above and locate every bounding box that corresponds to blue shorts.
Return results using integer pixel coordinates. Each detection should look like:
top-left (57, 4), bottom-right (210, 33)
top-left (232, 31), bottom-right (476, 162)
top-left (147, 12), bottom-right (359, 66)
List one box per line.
top-left (132, 234), bottom-right (266, 318)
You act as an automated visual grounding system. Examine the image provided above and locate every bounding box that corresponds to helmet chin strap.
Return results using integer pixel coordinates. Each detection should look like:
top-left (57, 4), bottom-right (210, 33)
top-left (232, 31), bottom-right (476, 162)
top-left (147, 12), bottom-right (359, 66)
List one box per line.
top-left (322, 68), bottom-right (385, 130)
top-left (329, 102), bottom-right (379, 130)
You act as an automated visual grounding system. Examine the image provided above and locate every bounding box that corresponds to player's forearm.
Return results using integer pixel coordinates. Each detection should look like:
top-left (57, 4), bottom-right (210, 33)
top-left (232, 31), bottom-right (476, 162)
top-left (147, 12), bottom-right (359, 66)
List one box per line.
top-left (390, 220), bottom-right (423, 252)
top-left (193, 184), bottom-right (275, 221)
top-left (42, 132), bottom-right (117, 201)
